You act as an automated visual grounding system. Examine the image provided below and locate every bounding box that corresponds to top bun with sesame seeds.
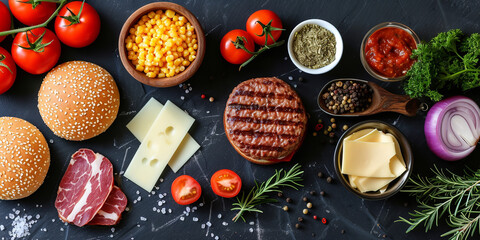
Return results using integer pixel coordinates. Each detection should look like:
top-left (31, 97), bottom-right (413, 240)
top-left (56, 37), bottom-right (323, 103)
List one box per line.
top-left (38, 61), bottom-right (120, 141)
top-left (0, 117), bottom-right (50, 200)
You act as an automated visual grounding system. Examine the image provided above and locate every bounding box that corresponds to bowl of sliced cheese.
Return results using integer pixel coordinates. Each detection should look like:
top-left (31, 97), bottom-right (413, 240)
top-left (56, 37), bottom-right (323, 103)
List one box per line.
top-left (333, 120), bottom-right (413, 200)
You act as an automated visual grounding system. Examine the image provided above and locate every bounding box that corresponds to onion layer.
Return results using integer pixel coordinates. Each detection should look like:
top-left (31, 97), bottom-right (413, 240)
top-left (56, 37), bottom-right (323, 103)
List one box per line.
top-left (424, 96), bottom-right (480, 161)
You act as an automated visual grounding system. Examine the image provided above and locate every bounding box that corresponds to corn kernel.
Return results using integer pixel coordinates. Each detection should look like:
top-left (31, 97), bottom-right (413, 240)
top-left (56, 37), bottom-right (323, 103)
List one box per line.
top-left (165, 10), bottom-right (175, 18)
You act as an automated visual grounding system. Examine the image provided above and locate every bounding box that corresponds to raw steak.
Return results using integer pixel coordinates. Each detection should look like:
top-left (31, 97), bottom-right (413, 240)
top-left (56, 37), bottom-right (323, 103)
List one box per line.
top-left (88, 185), bottom-right (127, 225)
top-left (55, 149), bottom-right (114, 227)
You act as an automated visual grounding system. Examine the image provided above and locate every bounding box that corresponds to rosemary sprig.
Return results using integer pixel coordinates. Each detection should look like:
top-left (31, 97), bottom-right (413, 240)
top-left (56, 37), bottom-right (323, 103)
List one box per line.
top-left (397, 165), bottom-right (480, 240)
top-left (231, 163), bottom-right (303, 222)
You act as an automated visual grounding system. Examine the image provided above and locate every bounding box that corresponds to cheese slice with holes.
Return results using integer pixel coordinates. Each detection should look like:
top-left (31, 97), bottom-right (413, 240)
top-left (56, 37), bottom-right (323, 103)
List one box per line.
top-left (126, 98), bottom-right (200, 173)
top-left (124, 100), bottom-right (194, 192)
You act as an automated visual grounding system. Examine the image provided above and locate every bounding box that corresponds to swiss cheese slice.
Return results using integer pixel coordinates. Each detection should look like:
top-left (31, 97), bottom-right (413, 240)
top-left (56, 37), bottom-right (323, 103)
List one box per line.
top-left (341, 140), bottom-right (396, 177)
top-left (124, 101), bottom-right (194, 192)
top-left (126, 98), bottom-right (200, 173)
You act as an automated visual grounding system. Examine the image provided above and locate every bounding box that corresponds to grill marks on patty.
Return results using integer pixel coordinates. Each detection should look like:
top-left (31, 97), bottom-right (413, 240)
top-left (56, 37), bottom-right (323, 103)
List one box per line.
top-left (225, 78), bottom-right (307, 159)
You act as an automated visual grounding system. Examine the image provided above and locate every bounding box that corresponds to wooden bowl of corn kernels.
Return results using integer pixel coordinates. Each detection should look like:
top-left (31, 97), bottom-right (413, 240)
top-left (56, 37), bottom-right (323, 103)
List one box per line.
top-left (119, 2), bottom-right (205, 88)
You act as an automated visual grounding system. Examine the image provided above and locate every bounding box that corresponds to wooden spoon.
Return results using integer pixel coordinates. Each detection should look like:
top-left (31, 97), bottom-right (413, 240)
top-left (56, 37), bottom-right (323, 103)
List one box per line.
top-left (317, 78), bottom-right (420, 117)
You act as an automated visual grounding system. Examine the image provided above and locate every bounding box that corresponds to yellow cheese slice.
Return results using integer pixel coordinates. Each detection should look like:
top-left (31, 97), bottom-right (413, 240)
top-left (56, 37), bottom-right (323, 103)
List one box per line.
top-left (344, 128), bottom-right (376, 141)
top-left (341, 140), bottom-right (396, 177)
top-left (126, 98), bottom-right (200, 173)
top-left (386, 133), bottom-right (406, 168)
top-left (124, 101), bottom-right (194, 192)
top-left (355, 129), bottom-right (393, 142)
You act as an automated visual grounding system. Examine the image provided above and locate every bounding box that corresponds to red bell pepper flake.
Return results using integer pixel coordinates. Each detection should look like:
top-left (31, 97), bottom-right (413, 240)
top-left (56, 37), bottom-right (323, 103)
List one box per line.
top-left (313, 215), bottom-right (317, 220)
top-left (321, 217), bottom-right (327, 224)
top-left (201, 94), bottom-right (206, 99)
top-left (315, 123), bottom-right (323, 131)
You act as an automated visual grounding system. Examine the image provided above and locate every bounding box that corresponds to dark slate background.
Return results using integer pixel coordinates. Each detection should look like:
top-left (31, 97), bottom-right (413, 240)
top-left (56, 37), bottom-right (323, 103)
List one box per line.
top-left (1, 0), bottom-right (480, 239)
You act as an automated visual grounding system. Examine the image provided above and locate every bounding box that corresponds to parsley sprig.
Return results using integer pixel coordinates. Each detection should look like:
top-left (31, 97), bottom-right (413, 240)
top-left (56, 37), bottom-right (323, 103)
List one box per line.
top-left (231, 163), bottom-right (303, 222)
top-left (404, 29), bottom-right (480, 102)
top-left (397, 166), bottom-right (480, 240)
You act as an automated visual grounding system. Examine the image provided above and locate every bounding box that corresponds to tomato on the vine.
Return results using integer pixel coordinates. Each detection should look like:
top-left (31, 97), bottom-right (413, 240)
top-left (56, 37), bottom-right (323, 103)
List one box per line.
top-left (246, 9), bottom-right (283, 46)
top-left (0, 2), bottom-right (11, 43)
top-left (8, 0), bottom-right (56, 26)
top-left (55, 1), bottom-right (101, 48)
top-left (210, 169), bottom-right (242, 198)
top-left (171, 175), bottom-right (202, 205)
top-left (220, 29), bottom-right (255, 65)
top-left (0, 47), bottom-right (16, 95)
top-left (12, 28), bottom-right (61, 75)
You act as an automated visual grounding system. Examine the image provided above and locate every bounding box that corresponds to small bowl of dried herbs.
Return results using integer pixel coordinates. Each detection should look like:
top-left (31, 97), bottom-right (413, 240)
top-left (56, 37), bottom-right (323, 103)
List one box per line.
top-left (287, 19), bottom-right (343, 74)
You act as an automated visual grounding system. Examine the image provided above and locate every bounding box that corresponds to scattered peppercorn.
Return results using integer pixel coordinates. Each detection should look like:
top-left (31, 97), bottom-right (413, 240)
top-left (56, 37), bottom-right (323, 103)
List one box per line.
top-left (323, 130), bottom-right (328, 135)
top-left (329, 132), bottom-right (335, 138)
top-left (343, 124), bottom-right (348, 131)
top-left (209, 97), bottom-right (214, 102)
top-left (282, 205), bottom-right (289, 212)
top-left (278, 192), bottom-right (283, 198)
top-left (327, 126), bottom-right (332, 132)
top-left (321, 218), bottom-right (327, 224)
top-left (295, 223), bottom-right (300, 229)
top-left (302, 197), bottom-right (308, 202)
top-left (320, 191), bottom-right (325, 196)
top-left (309, 190), bottom-right (316, 195)
top-left (312, 132), bottom-right (317, 137)
top-left (341, 229), bottom-right (345, 234)
top-left (318, 119), bottom-right (323, 124)
top-left (314, 123), bottom-right (323, 131)
top-left (330, 118), bottom-right (335, 123)
top-left (312, 233), bottom-right (316, 237)
top-left (303, 209), bottom-right (309, 215)
top-left (327, 176), bottom-right (333, 183)
top-left (298, 77), bottom-right (304, 82)
top-left (306, 202), bottom-right (313, 209)
top-left (298, 217), bottom-right (304, 222)
top-left (322, 81), bottom-right (373, 114)
top-left (331, 123), bottom-right (337, 129)
top-left (201, 94), bottom-right (206, 99)
top-left (313, 215), bottom-right (318, 220)
top-left (286, 197), bottom-right (292, 203)
top-left (317, 172), bottom-right (323, 178)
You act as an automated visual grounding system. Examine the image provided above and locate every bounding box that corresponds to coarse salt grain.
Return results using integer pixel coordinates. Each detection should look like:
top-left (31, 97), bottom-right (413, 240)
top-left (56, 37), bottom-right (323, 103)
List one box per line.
top-left (249, 221), bottom-right (254, 225)
top-left (222, 222), bottom-right (228, 226)
top-left (201, 224), bottom-right (205, 229)
top-left (215, 236), bottom-right (219, 240)
top-left (168, 209), bottom-right (172, 213)
top-left (288, 76), bottom-right (293, 80)
top-left (217, 213), bottom-right (222, 219)
top-left (161, 208), bottom-right (166, 214)
top-left (140, 217), bottom-right (147, 221)
top-left (180, 217), bottom-right (185, 221)
top-left (192, 217), bottom-right (198, 222)
top-left (249, 228), bottom-right (253, 233)
top-left (206, 221), bottom-right (212, 227)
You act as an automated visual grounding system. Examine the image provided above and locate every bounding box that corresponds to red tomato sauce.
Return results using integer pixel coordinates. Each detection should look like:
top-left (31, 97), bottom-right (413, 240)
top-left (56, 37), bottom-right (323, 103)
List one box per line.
top-left (365, 27), bottom-right (417, 78)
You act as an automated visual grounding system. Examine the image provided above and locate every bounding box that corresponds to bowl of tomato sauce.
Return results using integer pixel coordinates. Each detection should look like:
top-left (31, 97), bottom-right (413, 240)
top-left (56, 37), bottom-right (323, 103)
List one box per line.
top-left (360, 22), bottom-right (420, 82)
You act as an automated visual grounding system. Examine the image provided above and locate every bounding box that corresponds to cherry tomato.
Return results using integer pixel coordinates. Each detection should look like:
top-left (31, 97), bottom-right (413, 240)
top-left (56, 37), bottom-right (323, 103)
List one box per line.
top-left (12, 28), bottom-right (61, 75)
top-left (246, 10), bottom-right (283, 46)
top-left (220, 29), bottom-right (255, 65)
top-left (171, 175), bottom-right (202, 205)
top-left (210, 169), bottom-right (242, 198)
top-left (9, 0), bottom-right (56, 26)
top-left (0, 2), bottom-right (11, 43)
top-left (55, 1), bottom-right (101, 48)
top-left (0, 47), bottom-right (16, 95)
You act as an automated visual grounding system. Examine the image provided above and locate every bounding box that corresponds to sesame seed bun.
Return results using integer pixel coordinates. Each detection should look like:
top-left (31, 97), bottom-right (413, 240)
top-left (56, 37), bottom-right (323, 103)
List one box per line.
top-left (0, 117), bottom-right (50, 200)
top-left (38, 61), bottom-right (120, 141)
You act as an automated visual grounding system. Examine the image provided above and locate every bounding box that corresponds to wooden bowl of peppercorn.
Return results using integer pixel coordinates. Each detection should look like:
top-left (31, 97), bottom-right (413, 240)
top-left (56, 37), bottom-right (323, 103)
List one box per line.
top-left (118, 2), bottom-right (206, 88)
top-left (318, 78), bottom-right (420, 117)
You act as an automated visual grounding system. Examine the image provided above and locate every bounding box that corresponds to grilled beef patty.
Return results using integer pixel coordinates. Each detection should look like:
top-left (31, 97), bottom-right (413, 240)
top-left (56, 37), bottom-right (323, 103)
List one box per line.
top-left (224, 77), bottom-right (307, 160)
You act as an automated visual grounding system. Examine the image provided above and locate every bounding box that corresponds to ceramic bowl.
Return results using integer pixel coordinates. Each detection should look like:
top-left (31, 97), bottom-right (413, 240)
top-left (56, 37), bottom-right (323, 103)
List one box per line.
top-left (287, 19), bottom-right (343, 74)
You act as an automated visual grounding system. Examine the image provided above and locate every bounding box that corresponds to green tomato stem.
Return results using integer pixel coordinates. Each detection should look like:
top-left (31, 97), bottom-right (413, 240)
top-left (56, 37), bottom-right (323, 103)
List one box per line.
top-left (0, 0), bottom-right (68, 37)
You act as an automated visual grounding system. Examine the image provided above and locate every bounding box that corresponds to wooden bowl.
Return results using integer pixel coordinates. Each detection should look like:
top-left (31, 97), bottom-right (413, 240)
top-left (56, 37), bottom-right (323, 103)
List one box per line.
top-left (118, 2), bottom-right (206, 88)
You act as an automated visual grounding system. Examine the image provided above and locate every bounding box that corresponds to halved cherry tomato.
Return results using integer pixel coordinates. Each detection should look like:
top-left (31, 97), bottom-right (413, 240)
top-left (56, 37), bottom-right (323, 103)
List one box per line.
top-left (0, 2), bottom-right (11, 43)
top-left (9, 0), bottom-right (56, 26)
top-left (220, 29), bottom-right (255, 65)
top-left (55, 1), bottom-right (101, 48)
top-left (210, 169), bottom-right (242, 198)
top-left (12, 28), bottom-right (61, 75)
top-left (246, 10), bottom-right (283, 46)
top-left (171, 175), bottom-right (202, 205)
top-left (0, 47), bottom-right (16, 95)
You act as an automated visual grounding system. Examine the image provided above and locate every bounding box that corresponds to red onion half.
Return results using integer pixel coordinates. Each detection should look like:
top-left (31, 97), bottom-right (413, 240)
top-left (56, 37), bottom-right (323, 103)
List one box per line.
top-left (424, 96), bottom-right (480, 161)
